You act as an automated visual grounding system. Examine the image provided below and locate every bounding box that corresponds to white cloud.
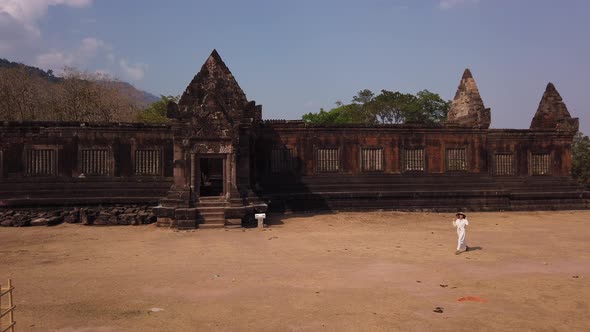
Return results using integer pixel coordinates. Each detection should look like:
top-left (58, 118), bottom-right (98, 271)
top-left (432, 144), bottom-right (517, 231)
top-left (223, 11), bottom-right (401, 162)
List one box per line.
top-left (119, 59), bottom-right (147, 81)
top-left (0, 11), bottom-right (39, 54)
top-left (78, 37), bottom-right (111, 58)
top-left (0, 0), bottom-right (91, 23)
top-left (35, 37), bottom-right (148, 82)
top-left (35, 50), bottom-right (73, 69)
top-left (439, 0), bottom-right (479, 10)
top-left (0, 0), bottom-right (92, 53)
top-left (1, 0), bottom-right (148, 83)
top-left (35, 37), bottom-right (111, 72)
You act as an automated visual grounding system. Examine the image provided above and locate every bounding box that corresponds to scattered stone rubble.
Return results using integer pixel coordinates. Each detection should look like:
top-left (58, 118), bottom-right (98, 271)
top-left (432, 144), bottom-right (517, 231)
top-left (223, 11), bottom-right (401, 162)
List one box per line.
top-left (0, 205), bottom-right (157, 227)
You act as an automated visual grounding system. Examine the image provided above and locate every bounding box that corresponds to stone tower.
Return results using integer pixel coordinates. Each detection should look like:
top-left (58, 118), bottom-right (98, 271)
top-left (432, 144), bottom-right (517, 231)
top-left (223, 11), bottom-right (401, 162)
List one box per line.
top-left (530, 83), bottom-right (579, 132)
top-left (447, 69), bottom-right (491, 128)
top-left (156, 49), bottom-right (265, 229)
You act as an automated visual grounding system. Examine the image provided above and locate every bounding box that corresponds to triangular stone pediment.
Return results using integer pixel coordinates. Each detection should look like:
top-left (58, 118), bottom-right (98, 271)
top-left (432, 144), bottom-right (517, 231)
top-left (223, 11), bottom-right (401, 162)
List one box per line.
top-left (530, 83), bottom-right (579, 132)
top-left (185, 93), bottom-right (234, 138)
top-left (172, 49), bottom-right (248, 123)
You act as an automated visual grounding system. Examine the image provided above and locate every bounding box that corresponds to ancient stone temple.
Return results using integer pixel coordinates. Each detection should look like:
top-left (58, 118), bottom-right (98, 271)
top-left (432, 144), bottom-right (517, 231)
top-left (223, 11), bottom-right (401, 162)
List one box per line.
top-left (0, 50), bottom-right (587, 229)
top-left (154, 50), bottom-right (266, 229)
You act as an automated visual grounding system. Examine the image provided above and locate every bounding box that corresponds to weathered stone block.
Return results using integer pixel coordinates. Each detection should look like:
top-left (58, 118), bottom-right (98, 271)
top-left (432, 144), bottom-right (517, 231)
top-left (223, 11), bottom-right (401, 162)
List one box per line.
top-left (1, 219), bottom-right (14, 227)
top-left (175, 208), bottom-right (197, 220)
top-left (93, 217), bottom-right (108, 225)
top-left (146, 212), bottom-right (157, 224)
top-left (156, 217), bottom-right (172, 227)
top-left (176, 219), bottom-right (197, 229)
top-left (47, 216), bottom-right (64, 226)
top-left (31, 218), bottom-right (48, 226)
top-left (135, 212), bottom-right (147, 224)
top-left (13, 216), bottom-right (31, 227)
top-left (65, 210), bottom-right (80, 223)
top-left (108, 216), bottom-right (119, 225)
top-left (153, 206), bottom-right (175, 218)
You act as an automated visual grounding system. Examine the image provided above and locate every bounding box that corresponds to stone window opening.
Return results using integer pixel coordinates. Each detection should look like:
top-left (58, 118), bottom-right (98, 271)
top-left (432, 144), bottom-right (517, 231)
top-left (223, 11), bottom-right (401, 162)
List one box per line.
top-left (403, 148), bottom-right (425, 172)
top-left (494, 153), bottom-right (514, 176)
top-left (134, 148), bottom-right (162, 176)
top-left (446, 148), bottom-right (467, 172)
top-left (270, 146), bottom-right (296, 174)
top-left (530, 152), bottom-right (551, 176)
top-left (315, 147), bottom-right (340, 173)
top-left (79, 148), bottom-right (112, 176)
top-left (361, 147), bottom-right (383, 172)
top-left (25, 146), bottom-right (58, 176)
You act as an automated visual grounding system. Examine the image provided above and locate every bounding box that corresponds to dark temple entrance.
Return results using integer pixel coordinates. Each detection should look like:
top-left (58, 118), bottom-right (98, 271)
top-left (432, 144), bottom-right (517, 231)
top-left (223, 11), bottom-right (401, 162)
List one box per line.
top-left (199, 157), bottom-right (224, 197)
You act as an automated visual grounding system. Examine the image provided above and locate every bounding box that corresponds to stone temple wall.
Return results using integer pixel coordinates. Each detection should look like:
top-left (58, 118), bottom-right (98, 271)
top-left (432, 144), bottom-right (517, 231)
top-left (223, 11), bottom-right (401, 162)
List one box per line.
top-left (255, 121), bottom-right (586, 212)
top-left (256, 122), bottom-right (574, 177)
top-left (0, 51), bottom-right (587, 228)
top-left (0, 122), bottom-right (174, 207)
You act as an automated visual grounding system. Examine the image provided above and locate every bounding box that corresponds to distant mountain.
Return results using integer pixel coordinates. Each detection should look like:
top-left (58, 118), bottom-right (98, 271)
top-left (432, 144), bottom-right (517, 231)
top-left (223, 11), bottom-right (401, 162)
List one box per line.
top-left (0, 58), bottom-right (160, 107)
top-left (0, 58), bottom-right (61, 82)
top-left (112, 81), bottom-right (160, 106)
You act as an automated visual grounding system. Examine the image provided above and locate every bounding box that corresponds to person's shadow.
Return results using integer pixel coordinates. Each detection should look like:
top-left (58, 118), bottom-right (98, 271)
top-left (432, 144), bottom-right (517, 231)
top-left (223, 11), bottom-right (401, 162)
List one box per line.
top-left (467, 246), bottom-right (483, 251)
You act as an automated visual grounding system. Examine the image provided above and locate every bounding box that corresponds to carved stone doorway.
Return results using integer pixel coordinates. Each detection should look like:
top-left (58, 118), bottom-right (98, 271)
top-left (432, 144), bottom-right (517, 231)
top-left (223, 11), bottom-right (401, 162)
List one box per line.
top-left (199, 157), bottom-right (225, 197)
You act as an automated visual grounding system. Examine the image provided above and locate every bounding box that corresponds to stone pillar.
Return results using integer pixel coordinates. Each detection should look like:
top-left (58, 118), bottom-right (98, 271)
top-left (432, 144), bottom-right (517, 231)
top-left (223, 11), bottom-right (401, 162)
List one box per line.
top-left (229, 151), bottom-right (241, 203)
top-left (164, 139), bottom-right (191, 207)
top-left (155, 136), bottom-right (195, 228)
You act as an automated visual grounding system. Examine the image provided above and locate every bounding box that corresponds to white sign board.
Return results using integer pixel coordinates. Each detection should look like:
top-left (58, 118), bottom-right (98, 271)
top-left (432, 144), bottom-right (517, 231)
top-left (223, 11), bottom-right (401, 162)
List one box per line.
top-left (255, 213), bottom-right (266, 219)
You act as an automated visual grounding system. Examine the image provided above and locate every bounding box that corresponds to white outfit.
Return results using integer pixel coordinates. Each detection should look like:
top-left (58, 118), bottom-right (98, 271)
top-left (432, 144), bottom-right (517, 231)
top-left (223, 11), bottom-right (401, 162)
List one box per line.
top-left (453, 218), bottom-right (469, 250)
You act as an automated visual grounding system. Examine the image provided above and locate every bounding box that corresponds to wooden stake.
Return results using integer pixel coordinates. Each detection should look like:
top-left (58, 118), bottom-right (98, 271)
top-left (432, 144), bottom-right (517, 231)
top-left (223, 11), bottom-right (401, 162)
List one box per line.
top-left (0, 282), bottom-right (2, 330)
top-left (0, 279), bottom-right (16, 332)
top-left (7, 279), bottom-right (14, 332)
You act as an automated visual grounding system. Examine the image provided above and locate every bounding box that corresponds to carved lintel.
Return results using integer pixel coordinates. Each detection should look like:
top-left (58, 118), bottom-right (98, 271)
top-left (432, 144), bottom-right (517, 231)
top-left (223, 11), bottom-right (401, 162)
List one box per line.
top-left (189, 143), bottom-right (233, 154)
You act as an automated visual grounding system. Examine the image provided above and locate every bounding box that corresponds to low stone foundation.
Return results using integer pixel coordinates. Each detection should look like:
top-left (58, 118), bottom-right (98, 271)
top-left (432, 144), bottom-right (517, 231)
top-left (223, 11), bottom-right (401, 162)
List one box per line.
top-left (0, 205), bottom-right (157, 227)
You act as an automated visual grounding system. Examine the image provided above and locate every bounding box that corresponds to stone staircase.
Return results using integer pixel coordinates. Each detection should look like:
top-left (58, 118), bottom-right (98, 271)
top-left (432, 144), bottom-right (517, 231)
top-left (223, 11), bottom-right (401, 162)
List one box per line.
top-left (196, 196), bottom-right (228, 229)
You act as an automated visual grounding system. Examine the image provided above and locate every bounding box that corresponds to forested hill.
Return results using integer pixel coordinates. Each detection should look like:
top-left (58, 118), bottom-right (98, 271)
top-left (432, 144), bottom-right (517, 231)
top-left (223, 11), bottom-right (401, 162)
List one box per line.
top-left (0, 58), bottom-right (159, 106)
top-left (0, 58), bottom-right (60, 82)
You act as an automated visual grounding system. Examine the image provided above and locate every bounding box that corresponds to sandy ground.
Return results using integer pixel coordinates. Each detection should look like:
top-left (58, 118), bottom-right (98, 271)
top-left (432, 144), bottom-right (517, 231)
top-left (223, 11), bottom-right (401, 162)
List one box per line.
top-left (1, 210), bottom-right (589, 332)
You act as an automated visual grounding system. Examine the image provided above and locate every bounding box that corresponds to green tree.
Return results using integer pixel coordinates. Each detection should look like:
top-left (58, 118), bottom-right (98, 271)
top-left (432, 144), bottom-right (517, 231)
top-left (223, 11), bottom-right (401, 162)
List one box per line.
top-left (406, 90), bottom-right (450, 124)
top-left (137, 95), bottom-right (178, 123)
top-left (372, 90), bottom-right (416, 124)
top-left (572, 131), bottom-right (590, 186)
top-left (352, 89), bottom-right (375, 105)
top-left (302, 103), bottom-right (365, 124)
top-left (303, 89), bottom-right (450, 125)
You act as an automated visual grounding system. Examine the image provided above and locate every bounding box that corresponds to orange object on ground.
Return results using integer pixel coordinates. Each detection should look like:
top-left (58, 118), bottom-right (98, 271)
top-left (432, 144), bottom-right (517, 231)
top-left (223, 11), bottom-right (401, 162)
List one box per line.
top-left (457, 296), bottom-right (487, 303)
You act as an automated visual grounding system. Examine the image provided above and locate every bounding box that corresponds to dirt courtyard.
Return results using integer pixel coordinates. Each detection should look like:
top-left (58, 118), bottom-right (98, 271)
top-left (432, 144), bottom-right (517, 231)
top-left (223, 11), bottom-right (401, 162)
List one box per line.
top-left (1, 210), bottom-right (589, 331)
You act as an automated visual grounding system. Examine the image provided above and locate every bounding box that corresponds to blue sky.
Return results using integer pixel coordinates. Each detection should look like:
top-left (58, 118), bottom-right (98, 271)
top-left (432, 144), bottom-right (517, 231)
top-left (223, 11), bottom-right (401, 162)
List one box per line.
top-left (1, 0), bottom-right (588, 133)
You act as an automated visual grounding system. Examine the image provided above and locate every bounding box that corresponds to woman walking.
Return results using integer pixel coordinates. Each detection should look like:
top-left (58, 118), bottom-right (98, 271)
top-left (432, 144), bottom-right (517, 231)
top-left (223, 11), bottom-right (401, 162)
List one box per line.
top-left (453, 212), bottom-right (470, 255)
